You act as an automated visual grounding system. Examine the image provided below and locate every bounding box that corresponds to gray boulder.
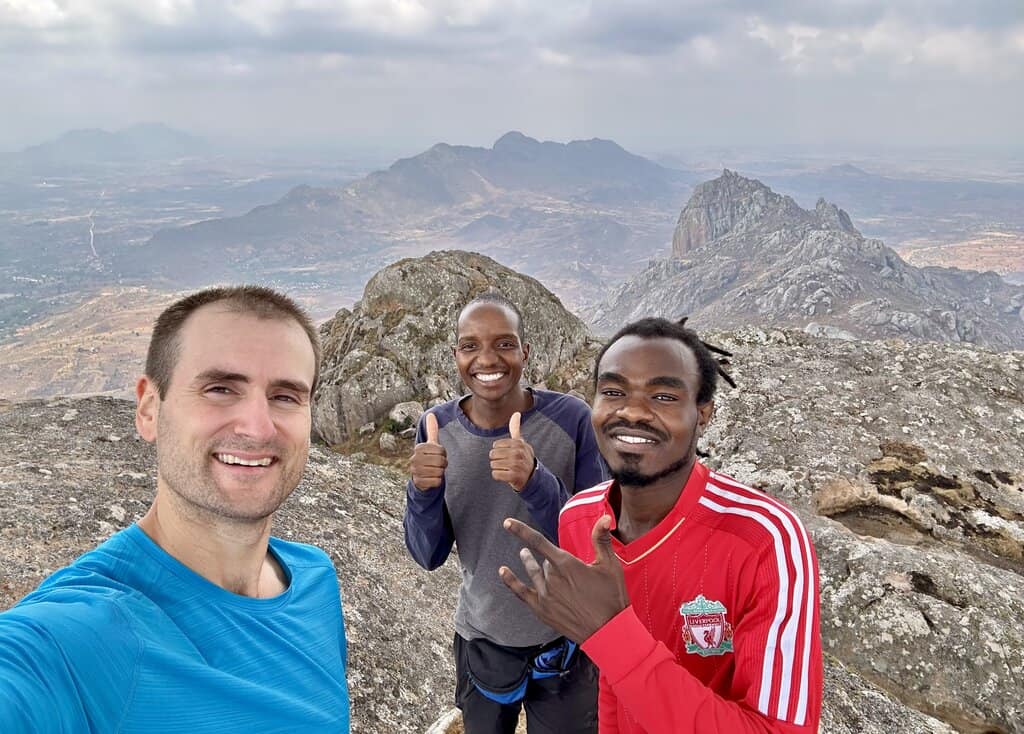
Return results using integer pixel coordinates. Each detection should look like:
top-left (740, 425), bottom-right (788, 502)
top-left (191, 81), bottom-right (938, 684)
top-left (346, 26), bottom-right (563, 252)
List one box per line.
top-left (388, 401), bottom-right (425, 432)
top-left (700, 327), bottom-right (1024, 732)
top-left (813, 517), bottom-right (1024, 731)
top-left (818, 655), bottom-right (956, 734)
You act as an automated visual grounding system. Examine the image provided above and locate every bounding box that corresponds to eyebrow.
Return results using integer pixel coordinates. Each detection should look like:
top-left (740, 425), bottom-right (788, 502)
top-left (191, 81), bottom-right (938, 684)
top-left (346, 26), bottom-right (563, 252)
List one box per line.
top-left (596, 372), bottom-right (688, 390)
top-left (647, 376), bottom-right (688, 390)
top-left (194, 369), bottom-right (311, 396)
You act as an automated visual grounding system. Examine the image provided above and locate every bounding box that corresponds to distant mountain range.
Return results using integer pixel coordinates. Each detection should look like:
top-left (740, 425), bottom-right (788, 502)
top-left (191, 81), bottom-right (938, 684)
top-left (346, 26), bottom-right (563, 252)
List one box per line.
top-left (2, 123), bottom-right (208, 170)
top-left (6, 125), bottom-right (1023, 337)
top-left (760, 164), bottom-right (1024, 241)
top-left (125, 132), bottom-right (699, 305)
top-left (356, 131), bottom-right (690, 210)
top-left (592, 170), bottom-right (1024, 349)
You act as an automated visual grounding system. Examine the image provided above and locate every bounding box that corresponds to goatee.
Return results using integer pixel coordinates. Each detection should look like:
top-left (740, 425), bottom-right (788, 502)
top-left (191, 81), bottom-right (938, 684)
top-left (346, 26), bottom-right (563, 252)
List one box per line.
top-left (610, 455), bottom-right (691, 488)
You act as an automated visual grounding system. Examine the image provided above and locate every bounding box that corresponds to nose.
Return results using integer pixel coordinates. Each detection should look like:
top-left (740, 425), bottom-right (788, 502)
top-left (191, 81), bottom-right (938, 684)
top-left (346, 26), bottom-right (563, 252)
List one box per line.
top-left (614, 394), bottom-right (655, 424)
top-left (233, 395), bottom-right (277, 442)
top-left (475, 343), bottom-right (500, 366)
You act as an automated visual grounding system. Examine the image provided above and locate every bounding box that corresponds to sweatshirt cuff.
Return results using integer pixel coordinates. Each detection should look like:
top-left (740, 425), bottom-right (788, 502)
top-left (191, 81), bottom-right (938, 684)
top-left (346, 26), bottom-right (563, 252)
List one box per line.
top-left (406, 477), bottom-right (446, 506)
top-left (517, 458), bottom-right (551, 500)
top-left (581, 606), bottom-right (658, 684)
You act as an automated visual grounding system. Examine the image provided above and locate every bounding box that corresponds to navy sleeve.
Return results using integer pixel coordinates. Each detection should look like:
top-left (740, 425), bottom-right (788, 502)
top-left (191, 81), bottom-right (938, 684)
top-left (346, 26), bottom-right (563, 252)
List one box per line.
top-left (517, 460), bottom-right (569, 543)
top-left (403, 412), bottom-right (456, 570)
top-left (573, 403), bottom-right (608, 492)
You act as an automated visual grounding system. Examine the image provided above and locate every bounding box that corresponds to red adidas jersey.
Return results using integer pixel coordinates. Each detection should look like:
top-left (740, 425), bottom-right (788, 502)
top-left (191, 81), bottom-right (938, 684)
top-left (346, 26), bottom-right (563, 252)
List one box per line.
top-left (559, 461), bottom-right (822, 734)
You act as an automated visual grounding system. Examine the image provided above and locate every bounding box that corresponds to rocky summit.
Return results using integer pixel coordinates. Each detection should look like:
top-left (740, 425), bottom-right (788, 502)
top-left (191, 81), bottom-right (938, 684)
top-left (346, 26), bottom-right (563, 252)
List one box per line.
top-left (2, 257), bottom-right (1023, 733)
top-left (312, 249), bottom-right (600, 445)
top-left (593, 170), bottom-right (1024, 350)
top-left (702, 327), bottom-right (1024, 733)
top-left (10, 320), bottom-right (1022, 731)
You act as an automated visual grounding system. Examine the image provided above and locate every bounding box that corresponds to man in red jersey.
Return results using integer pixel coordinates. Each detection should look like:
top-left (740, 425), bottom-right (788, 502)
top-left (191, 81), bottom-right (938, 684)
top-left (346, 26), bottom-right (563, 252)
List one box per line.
top-left (500, 317), bottom-right (822, 734)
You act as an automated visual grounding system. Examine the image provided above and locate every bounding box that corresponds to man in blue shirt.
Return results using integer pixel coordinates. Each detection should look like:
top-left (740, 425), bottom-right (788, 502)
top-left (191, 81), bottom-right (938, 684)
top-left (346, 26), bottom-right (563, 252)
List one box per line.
top-left (0, 286), bottom-right (351, 733)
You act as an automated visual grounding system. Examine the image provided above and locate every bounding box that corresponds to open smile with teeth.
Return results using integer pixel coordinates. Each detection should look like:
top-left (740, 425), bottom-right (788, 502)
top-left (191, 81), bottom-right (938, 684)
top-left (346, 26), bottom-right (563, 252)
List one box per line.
top-left (614, 435), bottom-right (656, 445)
top-left (215, 453), bottom-right (274, 467)
top-left (474, 372), bottom-right (506, 383)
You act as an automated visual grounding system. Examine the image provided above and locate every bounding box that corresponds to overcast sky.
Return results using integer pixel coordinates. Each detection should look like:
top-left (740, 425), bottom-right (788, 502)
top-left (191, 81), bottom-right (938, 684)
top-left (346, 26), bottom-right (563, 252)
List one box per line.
top-left (1, 0), bottom-right (1022, 154)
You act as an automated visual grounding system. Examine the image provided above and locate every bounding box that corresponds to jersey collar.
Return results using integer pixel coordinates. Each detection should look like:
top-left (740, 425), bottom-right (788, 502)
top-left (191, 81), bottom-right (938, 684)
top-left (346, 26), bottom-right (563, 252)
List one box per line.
top-left (604, 461), bottom-right (709, 566)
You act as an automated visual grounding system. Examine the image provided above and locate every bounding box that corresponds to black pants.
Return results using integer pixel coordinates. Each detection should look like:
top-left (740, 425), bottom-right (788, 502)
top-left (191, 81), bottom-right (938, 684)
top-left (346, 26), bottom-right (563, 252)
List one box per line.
top-left (454, 634), bottom-right (598, 734)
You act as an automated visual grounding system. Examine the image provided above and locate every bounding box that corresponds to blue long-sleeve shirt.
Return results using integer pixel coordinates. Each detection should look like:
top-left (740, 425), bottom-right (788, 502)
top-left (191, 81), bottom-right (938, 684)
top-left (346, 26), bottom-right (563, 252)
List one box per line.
top-left (403, 388), bottom-right (607, 647)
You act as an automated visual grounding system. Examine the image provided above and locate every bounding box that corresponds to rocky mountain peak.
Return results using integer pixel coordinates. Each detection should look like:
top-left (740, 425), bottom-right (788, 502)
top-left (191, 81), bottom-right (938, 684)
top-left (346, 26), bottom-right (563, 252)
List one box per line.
top-left (814, 197), bottom-right (858, 234)
top-left (671, 169), bottom-right (809, 256)
top-left (492, 130), bottom-right (537, 151)
top-left (827, 163), bottom-right (872, 177)
top-left (596, 174), bottom-right (1024, 349)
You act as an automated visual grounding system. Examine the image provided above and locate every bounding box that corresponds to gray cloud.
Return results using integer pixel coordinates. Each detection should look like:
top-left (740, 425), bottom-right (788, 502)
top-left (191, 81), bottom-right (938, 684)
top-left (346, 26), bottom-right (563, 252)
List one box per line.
top-left (0, 1), bottom-right (1021, 151)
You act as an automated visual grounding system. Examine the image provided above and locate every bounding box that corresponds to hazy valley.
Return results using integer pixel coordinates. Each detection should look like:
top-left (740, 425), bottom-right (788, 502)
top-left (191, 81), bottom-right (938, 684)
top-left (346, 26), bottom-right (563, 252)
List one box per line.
top-left (2, 126), bottom-right (1024, 399)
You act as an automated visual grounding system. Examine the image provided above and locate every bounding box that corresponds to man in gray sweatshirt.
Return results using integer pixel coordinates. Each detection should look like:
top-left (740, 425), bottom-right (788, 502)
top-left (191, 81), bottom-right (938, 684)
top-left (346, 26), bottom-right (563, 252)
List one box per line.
top-left (404, 292), bottom-right (606, 734)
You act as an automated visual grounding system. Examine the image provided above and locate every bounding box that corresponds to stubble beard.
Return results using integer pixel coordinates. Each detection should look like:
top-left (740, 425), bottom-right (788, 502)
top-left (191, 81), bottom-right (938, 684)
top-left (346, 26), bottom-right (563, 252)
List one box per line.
top-left (156, 419), bottom-right (302, 525)
top-left (610, 454), bottom-right (692, 488)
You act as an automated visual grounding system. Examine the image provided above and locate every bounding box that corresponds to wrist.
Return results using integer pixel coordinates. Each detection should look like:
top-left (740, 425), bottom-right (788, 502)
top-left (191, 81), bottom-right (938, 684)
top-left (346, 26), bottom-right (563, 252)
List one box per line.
top-left (513, 457), bottom-right (537, 493)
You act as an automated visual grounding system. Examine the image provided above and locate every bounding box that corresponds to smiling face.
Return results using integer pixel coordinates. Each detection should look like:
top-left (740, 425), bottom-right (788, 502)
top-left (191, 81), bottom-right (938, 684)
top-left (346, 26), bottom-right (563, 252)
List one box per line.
top-left (592, 335), bottom-right (714, 489)
top-left (135, 303), bottom-right (316, 523)
top-left (454, 301), bottom-right (530, 407)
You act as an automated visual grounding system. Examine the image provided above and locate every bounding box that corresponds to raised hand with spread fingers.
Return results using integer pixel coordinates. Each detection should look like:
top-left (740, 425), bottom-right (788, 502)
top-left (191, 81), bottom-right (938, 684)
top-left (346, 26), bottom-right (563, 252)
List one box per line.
top-left (499, 515), bottom-right (629, 644)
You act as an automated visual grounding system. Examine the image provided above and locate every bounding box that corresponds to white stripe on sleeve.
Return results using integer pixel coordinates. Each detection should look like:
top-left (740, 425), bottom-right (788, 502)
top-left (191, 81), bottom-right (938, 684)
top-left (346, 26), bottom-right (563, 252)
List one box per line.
top-left (706, 474), bottom-right (816, 725)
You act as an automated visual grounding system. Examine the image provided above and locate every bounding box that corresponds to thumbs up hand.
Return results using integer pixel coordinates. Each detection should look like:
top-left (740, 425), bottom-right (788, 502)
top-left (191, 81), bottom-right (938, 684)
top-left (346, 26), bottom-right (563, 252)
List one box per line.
top-left (411, 412), bottom-right (447, 491)
top-left (489, 412), bottom-right (536, 492)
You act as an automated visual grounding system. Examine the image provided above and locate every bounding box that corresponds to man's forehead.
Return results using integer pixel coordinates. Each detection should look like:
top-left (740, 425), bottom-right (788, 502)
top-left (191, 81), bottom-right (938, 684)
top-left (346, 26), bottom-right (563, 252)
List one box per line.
top-left (457, 302), bottom-right (520, 337)
top-left (173, 306), bottom-right (315, 381)
top-left (178, 303), bottom-right (305, 343)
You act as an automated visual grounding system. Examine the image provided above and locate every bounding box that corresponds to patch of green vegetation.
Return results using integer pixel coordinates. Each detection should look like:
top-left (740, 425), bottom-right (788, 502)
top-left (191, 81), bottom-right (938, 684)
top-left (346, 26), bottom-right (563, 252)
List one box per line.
top-left (382, 415), bottom-right (413, 434)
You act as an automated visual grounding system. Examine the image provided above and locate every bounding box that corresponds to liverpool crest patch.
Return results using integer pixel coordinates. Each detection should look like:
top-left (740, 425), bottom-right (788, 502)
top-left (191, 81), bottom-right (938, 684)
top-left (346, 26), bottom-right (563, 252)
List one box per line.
top-left (680, 595), bottom-right (734, 657)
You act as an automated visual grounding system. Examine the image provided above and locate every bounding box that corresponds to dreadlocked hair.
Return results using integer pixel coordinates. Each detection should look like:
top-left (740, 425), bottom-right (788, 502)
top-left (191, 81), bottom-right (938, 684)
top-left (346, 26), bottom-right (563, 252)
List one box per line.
top-left (593, 316), bottom-right (736, 405)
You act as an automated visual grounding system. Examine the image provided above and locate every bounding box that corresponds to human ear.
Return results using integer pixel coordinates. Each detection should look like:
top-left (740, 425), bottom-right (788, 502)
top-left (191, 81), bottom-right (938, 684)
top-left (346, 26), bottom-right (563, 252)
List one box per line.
top-left (696, 400), bottom-right (715, 435)
top-left (135, 376), bottom-right (160, 443)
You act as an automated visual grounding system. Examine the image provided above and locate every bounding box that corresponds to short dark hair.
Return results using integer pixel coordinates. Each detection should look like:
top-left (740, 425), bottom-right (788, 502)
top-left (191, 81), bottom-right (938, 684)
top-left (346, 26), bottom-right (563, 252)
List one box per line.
top-left (594, 317), bottom-right (725, 405)
top-left (145, 285), bottom-right (321, 399)
top-left (457, 291), bottom-right (525, 342)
